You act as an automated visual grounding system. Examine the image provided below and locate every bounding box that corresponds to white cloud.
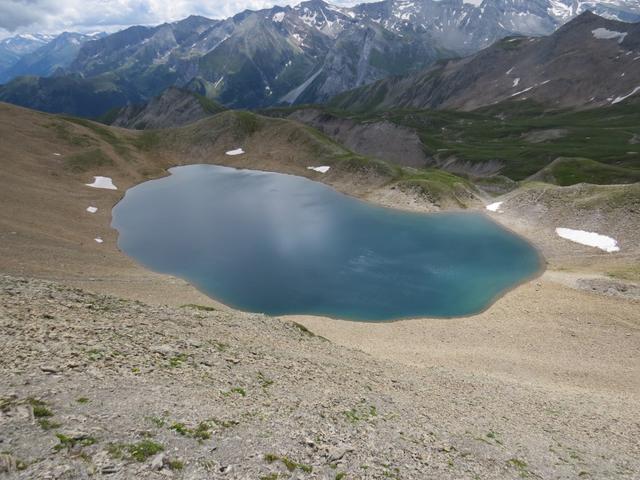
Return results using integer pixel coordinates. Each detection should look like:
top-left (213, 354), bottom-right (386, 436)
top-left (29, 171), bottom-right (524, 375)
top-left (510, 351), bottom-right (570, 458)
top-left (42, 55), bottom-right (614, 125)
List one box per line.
top-left (0, 0), bottom-right (373, 39)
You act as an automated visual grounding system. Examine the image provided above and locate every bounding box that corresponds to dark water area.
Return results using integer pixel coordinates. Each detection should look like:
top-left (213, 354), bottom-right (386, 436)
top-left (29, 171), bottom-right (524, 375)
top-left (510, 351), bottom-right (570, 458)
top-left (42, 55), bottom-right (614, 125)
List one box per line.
top-left (112, 165), bottom-right (542, 321)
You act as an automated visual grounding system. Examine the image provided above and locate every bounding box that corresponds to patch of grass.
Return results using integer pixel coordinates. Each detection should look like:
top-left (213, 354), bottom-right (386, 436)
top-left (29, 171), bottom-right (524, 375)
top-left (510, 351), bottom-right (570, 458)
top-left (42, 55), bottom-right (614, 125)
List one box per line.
top-left (264, 454), bottom-right (312, 473)
top-left (291, 322), bottom-right (319, 338)
top-left (257, 372), bottom-right (274, 389)
top-left (32, 405), bottom-right (53, 418)
top-left (44, 121), bottom-right (95, 147)
top-left (535, 157), bottom-right (640, 186)
top-left (607, 265), bottom-right (640, 282)
top-left (209, 417), bottom-right (239, 429)
top-left (61, 116), bottom-right (131, 157)
top-left (54, 433), bottom-right (96, 452)
top-left (507, 458), bottom-right (531, 478)
top-left (230, 387), bottom-right (246, 397)
top-left (170, 422), bottom-right (189, 436)
top-left (126, 440), bottom-right (164, 462)
top-left (86, 349), bottom-right (104, 361)
top-left (131, 131), bottom-right (162, 152)
top-left (168, 459), bottom-right (184, 470)
top-left (0, 397), bottom-right (16, 413)
top-left (260, 474), bottom-right (279, 480)
top-left (169, 353), bottom-right (188, 368)
top-left (38, 418), bottom-right (62, 430)
top-left (193, 92), bottom-right (225, 115)
top-left (344, 403), bottom-right (378, 424)
top-left (235, 111), bottom-right (262, 136)
top-left (63, 148), bottom-right (114, 173)
top-left (148, 416), bottom-right (165, 428)
top-left (181, 304), bottom-right (216, 312)
top-left (170, 421), bottom-right (212, 441)
top-left (28, 398), bottom-right (53, 418)
top-left (397, 168), bottom-right (477, 208)
top-left (192, 422), bottom-right (212, 441)
top-left (486, 430), bottom-right (503, 445)
top-left (335, 473), bottom-right (346, 480)
top-left (76, 397), bottom-right (90, 404)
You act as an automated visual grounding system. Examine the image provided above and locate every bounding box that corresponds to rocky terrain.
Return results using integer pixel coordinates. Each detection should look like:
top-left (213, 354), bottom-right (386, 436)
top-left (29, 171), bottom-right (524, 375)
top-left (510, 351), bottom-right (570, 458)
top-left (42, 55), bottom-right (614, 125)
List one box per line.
top-left (331, 12), bottom-right (640, 112)
top-left (1, 275), bottom-right (639, 479)
top-left (0, 99), bottom-right (639, 479)
top-left (108, 88), bottom-right (225, 130)
top-left (287, 108), bottom-right (428, 168)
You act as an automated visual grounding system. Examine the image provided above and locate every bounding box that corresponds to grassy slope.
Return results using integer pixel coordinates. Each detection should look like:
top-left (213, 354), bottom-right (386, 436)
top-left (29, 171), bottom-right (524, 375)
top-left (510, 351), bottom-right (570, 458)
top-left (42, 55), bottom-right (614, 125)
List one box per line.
top-left (0, 101), bottom-right (482, 294)
top-left (531, 157), bottom-right (640, 186)
top-left (0, 101), bottom-right (477, 214)
top-left (271, 100), bottom-right (640, 183)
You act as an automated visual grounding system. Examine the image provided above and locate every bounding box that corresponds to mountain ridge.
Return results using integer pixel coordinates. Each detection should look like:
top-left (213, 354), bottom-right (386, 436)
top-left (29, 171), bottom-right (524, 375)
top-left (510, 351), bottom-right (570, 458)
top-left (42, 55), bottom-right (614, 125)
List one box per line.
top-left (330, 11), bottom-right (640, 112)
top-left (1, 0), bottom-right (639, 116)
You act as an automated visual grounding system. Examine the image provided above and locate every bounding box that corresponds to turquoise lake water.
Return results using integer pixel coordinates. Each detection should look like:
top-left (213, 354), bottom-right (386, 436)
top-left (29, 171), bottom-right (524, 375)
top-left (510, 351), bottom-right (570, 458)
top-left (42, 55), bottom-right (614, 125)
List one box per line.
top-left (111, 165), bottom-right (542, 321)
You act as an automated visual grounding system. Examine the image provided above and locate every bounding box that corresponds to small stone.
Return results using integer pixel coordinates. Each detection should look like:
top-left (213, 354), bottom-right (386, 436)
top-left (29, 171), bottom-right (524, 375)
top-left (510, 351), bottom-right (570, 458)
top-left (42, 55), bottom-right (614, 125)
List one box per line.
top-left (225, 357), bottom-right (240, 365)
top-left (63, 430), bottom-right (90, 441)
top-left (0, 453), bottom-right (17, 473)
top-left (101, 465), bottom-right (118, 475)
top-left (150, 452), bottom-right (166, 470)
top-left (152, 345), bottom-right (176, 357)
top-left (40, 365), bottom-right (60, 374)
top-left (327, 445), bottom-right (353, 463)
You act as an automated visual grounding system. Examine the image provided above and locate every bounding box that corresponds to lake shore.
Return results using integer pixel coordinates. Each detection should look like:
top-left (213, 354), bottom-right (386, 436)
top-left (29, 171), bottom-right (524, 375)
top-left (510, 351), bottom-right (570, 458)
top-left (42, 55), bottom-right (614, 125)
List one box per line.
top-left (2, 130), bottom-right (638, 401)
top-left (1, 102), bottom-right (639, 477)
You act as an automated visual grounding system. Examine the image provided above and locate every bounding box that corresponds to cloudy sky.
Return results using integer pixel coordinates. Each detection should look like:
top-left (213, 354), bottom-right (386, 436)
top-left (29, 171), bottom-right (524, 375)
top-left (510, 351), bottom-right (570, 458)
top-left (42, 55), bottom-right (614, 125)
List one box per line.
top-left (0, 0), bottom-right (373, 39)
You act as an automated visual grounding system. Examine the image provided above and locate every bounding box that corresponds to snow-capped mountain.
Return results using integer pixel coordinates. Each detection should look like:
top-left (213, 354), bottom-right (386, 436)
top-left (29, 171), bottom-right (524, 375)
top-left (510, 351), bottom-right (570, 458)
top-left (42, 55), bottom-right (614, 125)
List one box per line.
top-left (0, 32), bottom-right (106, 83)
top-left (0, 34), bottom-right (55, 72)
top-left (331, 11), bottom-right (640, 111)
top-left (1, 0), bottom-right (639, 116)
top-left (350, 0), bottom-right (640, 53)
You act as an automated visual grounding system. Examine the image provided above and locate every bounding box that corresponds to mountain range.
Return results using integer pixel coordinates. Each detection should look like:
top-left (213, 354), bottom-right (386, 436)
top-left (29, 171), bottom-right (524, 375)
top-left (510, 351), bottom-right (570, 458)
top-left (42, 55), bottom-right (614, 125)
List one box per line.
top-left (331, 11), bottom-right (640, 111)
top-left (0, 32), bottom-right (106, 84)
top-left (0, 34), bottom-right (55, 73)
top-left (1, 0), bottom-right (639, 117)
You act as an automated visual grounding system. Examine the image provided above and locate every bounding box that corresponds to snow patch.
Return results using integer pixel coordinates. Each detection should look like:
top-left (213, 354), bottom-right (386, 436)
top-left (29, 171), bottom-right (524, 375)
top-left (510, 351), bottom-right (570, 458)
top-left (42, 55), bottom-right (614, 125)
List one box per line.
top-left (592, 28), bottom-right (627, 44)
top-left (555, 228), bottom-right (619, 253)
top-left (486, 202), bottom-right (503, 212)
top-left (225, 148), bottom-right (245, 156)
top-left (463, 0), bottom-right (483, 6)
top-left (86, 176), bottom-right (117, 190)
top-left (611, 86), bottom-right (640, 105)
top-left (307, 166), bottom-right (330, 174)
top-left (94, 237), bottom-right (104, 244)
top-left (513, 77), bottom-right (520, 87)
top-left (272, 12), bottom-right (285, 23)
top-left (53, 153), bottom-right (61, 156)
top-left (86, 206), bottom-right (98, 214)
